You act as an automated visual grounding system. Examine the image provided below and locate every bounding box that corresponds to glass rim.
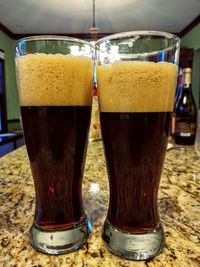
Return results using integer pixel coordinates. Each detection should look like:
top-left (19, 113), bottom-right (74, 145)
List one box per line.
top-left (95, 30), bottom-right (181, 57)
top-left (15, 35), bottom-right (94, 48)
top-left (96, 30), bottom-right (180, 45)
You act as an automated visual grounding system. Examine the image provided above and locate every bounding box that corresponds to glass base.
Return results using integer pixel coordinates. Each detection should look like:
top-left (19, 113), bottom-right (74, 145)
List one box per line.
top-left (29, 219), bottom-right (91, 255)
top-left (102, 220), bottom-right (165, 260)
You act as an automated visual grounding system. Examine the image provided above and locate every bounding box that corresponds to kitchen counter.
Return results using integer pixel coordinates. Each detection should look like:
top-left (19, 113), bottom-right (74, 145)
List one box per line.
top-left (0, 140), bottom-right (199, 267)
top-left (0, 131), bottom-right (25, 157)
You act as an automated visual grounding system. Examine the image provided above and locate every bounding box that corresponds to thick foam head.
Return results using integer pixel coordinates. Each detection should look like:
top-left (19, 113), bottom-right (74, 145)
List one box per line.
top-left (16, 54), bottom-right (93, 106)
top-left (97, 61), bottom-right (177, 112)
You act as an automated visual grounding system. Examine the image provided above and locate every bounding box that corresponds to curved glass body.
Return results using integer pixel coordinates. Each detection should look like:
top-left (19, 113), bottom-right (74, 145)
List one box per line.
top-left (96, 31), bottom-right (180, 260)
top-left (15, 36), bottom-right (93, 255)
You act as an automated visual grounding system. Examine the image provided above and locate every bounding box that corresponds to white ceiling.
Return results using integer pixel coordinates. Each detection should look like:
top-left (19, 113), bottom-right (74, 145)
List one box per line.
top-left (0, 0), bottom-right (200, 34)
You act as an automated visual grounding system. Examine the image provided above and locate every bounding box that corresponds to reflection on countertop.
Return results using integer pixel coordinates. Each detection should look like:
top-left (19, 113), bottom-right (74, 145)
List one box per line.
top-left (0, 140), bottom-right (200, 266)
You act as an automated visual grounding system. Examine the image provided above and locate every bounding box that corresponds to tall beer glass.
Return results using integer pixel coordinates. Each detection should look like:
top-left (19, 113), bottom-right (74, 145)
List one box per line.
top-left (96, 31), bottom-right (180, 260)
top-left (15, 36), bottom-right (93, 254)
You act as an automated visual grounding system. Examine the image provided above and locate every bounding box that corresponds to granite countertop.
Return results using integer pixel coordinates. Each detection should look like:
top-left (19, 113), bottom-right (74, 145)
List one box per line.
top-left (0, 140), bottom-right (199, 267)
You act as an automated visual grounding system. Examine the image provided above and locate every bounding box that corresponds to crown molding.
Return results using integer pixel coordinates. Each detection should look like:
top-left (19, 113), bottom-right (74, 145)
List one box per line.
top-left (0, 23), bottom-right (15, 38)
top-left (0, 24), bottom-right (113, 40)
top-left (178, 14), bottom-right (200, 37)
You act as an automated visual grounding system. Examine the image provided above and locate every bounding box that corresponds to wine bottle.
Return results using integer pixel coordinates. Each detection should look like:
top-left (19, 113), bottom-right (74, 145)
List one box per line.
top-left (171, 68), bottom-right (183, 137)
top-left (174, 68), bottom-right (197, 145)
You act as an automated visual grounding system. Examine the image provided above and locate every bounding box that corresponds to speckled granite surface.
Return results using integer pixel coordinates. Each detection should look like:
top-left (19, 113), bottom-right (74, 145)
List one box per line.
top-left (0, 141), bottom-right (199, 267)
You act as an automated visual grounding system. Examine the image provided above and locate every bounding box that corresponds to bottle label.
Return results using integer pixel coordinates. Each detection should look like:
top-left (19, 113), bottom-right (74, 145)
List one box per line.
top-left (175, 122), bottom-right (196, 137)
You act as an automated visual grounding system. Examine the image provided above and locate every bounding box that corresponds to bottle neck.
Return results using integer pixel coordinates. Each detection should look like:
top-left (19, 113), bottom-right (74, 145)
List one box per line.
top-left (183, 68), bottom-right (192, 88)
top-left (178, 83), bottom-right (192, 102)
top-left (178, 71), bottom-right (192, 99)
top-left (184, 73), bottom-right (191, 88)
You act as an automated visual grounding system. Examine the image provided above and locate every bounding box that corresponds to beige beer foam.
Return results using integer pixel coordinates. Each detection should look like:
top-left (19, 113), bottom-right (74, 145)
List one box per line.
top-left (97, 61), bottom-right (177, 112)
top-left (16, 54), bottom-right (93, 106)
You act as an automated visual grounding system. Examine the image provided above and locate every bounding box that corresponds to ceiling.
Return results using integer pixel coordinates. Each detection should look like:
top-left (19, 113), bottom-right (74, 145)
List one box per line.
top-left (0, 0), bottom-right (200, 36)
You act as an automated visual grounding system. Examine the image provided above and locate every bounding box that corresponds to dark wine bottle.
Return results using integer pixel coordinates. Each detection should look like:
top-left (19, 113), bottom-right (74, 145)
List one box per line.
top-left (174, 68), bottom-right (197, 145)
top-left (171, 68), bottom-right (183, 136)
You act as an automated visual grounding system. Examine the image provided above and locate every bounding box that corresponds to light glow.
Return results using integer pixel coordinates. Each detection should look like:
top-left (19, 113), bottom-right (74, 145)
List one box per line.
top-left (89, 183), bottom-right (100, 194)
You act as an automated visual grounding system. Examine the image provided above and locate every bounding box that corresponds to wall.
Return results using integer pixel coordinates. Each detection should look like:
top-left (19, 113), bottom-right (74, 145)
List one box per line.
top-left (181, 24), bottom-right (200, 50)
top-left (0, 30), bottom-right (20, 130)
top-left (181, 23), bottom-right (200, 108)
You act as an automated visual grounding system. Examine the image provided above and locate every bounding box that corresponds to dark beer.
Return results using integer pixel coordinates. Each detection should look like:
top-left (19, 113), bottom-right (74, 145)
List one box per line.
top-left (100, 111), bottom-right (171, 233)
top-left (16, 53), bottom-right (93, 230)
top-left (96, 32), bottom-right (180, 260)
top-left (21, 106), bottom-right (91, 229)
top-left (97, 61), bottom-right (177, 234)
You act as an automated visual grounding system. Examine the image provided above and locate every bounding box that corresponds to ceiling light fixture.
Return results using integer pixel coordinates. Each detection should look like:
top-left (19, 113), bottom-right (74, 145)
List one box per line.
top-left (90, 0), bottom-right (100, 39)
